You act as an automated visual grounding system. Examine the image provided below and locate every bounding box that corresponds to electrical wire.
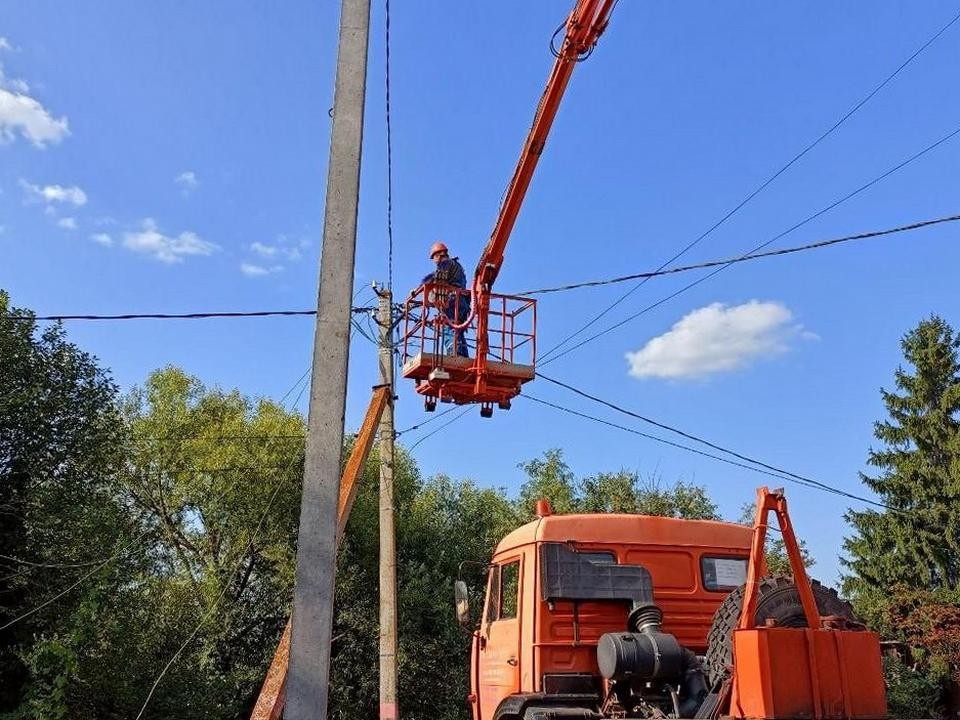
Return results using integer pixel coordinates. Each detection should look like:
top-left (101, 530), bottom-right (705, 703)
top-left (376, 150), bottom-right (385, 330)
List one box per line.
top-left (517, 212), bottom-right (960, 296)
top-left (132, 433), bottom-right (305, 444)
top-left (537, 8), bottom-right (960, 362)
top-left (385, 0), bottom-right (395, 292)
top-left (143, 463), bottom-right (295, 475)
top-left (534, 373), bottom-right (902, 511)
top-left (408, 407), bottom-right (471, 450)
top-left (541, 124), bottom-right (960, 367)
top-left (9, 205), bottom-right (957, 331)
top-left (395, 405), bottom-right (460, 436)
top-left (352, 317), bottom-right (380, 345)
top-left (279, 367), bottom-right (311, 407)
top-left (524, 393), bottom-right (806, 480)
top-left (523, 394), bottom-right (883, 508)
top-left (0, 552), bottom-right (127, 570)
top-left (0, 530), bottom-right (153, 631)
top-left (5, 308), bottom-right (375, 322)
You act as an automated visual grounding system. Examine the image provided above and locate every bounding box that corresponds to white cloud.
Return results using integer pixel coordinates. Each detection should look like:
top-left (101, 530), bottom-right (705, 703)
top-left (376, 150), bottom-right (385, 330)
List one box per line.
top-left (20, 180), bottom-right (87, 206)
top-left (250, 241), bottom-right (278, 258)
top-left (0, 38), bottom-right (13, 53)
top-left (626, 300), bottom-right (810, 380)
top-left (240, 262), bottom-right (283, 277)
top-left (175, 170), bottom-right (198, 192)
top-left (122, 218), bottom-right (218, 264)
top-left (57, 216), bottom-right (77, 230)
top-left (0, 65), bottom-right (69, 147)
top-left (90, 232), bottom-right (113, 246)
top-left (249, 235), bottom-right (307, 262)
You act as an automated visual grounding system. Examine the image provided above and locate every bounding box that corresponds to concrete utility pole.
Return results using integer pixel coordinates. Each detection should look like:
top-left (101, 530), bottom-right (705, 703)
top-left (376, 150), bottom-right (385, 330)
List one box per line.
top-left (375, 286), bottom-right (400, 720)
top-left (286, 0), bottom-right (371, 717)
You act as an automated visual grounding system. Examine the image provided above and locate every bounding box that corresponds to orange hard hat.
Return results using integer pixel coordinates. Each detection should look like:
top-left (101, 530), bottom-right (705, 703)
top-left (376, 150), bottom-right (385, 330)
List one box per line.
top-left (429, 241), bottom-right (448, 259)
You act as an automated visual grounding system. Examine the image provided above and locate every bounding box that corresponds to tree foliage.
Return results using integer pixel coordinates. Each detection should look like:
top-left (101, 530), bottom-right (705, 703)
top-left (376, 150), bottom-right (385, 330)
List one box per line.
top-left (0, 292), bottom-right (131, 715)
top-left (842, 316), bottom-right (960, 716)
top-left (518, 449), bottom-right (719, 520)
top-left (844, 315), bottom-right (960, 597)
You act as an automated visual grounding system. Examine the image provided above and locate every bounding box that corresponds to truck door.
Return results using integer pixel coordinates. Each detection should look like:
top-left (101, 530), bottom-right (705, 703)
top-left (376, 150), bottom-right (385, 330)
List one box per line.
top-left (478, 557), bottom-right (522, 720)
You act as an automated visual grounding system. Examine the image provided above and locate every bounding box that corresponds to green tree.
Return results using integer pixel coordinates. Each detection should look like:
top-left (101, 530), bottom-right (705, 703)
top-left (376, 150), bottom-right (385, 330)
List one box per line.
top-left (635, 478), bottom-right (719, 519)
top-left (117, 367), bottom-right (307, 716)
top-left (0, 292), bottom-right (131, 714)
top-left (843, 316), bottom-right (960, 602)
top-left (517, 450), bottom-right (720, 520)
top-left (842, 316), bottom-right (960, 715)
top-left (517, 449), bottom-right (578, 515)
top-left (579, 470), bottom-right (640, 513)
top-left (12, 366), bottom-right (308, 719)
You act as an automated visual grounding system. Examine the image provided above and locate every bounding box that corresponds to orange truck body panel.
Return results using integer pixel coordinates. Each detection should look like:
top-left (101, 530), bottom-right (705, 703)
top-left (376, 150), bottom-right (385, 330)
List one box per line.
top-left (473, 513), bottom-right (756, 720)
top-left (731, 628), bottom-right (887, 719)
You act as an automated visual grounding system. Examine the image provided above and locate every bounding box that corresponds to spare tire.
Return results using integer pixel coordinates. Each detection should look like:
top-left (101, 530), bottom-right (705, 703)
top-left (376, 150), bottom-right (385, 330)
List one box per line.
top-left (703, 576), bottom-right (856, 687)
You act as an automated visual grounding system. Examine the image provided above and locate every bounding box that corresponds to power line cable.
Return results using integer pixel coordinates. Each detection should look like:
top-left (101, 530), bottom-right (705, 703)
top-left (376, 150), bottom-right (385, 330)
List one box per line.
top-left (352, 318), bottom-right (379, 345)
top-left (0, 552), bottom-right (128, 570)
top-left (385, 0), bottom-right (395, 292)
top-left (9, 201), bottom-right (956, 330)
top-left (534, 373), bottom-right (901, 511)
top-left (0, 530), bottom-right (152, 632)
top-left (525, 395), bottom-right (816, 490)
top-left (408, 407), bottom-right (471, 450)
top-left (5, 308), bottom-right (375, 323)
top-left (395, 405), bottom-right (460, 436)
top-left (537, 9), bottom-right (960, 362)
top-left (541, 124), bottom-right (960, 366)
top-left (279, 367), bottom-right (311, 407)
top-left (518, 212), bottom-right (960, 296)
top-left (133, 433), bottom-right (305, 444)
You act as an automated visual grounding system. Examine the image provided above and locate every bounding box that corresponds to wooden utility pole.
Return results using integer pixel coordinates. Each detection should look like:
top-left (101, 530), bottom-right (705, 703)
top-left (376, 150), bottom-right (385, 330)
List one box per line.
top-left (376, 286), bottom-right (400, 720)
top-left (286, 0), bottom-right (371, 717)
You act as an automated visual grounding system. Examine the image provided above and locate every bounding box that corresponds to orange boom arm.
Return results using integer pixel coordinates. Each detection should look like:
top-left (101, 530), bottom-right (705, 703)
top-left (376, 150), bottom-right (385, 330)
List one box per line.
top-left (474, 0), bottom-right (616, 292)
top-left (472, 1), bottom-right (616, 372)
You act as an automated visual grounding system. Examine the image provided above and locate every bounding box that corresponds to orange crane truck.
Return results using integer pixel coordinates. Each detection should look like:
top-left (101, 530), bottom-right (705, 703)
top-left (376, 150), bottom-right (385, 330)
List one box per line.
top-left (455, 489), bottom-right (888, 720)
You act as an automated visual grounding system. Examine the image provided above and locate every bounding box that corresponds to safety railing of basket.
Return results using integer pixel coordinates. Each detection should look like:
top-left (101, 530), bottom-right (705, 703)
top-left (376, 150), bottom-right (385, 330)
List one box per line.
top-left (400, 284), bottom-right (537, 368)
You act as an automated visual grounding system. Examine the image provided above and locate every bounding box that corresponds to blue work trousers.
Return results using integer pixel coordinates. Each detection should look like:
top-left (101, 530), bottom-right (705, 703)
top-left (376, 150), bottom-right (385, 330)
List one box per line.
top-left (443, 304), bottom-right (469, 357)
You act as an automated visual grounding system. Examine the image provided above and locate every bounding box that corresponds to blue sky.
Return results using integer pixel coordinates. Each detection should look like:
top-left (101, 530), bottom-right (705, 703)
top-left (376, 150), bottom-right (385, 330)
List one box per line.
top-left (3, 1), bottom-right (960, 586)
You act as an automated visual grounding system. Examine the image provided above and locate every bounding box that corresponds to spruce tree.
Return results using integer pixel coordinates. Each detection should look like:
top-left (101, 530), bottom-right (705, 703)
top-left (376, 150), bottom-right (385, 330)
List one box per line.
top-left (843, 315), bottom-right (960, 602)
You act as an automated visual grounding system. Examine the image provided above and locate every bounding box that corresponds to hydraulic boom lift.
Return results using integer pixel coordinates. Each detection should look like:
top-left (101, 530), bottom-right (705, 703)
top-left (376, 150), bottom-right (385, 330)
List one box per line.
top-left (401, 0), bottom-right (618, 416)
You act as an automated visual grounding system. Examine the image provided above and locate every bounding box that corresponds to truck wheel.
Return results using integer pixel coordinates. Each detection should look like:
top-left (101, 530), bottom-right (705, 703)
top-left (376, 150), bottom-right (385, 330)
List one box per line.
top-left (703, 576), bottom-right (856, 687)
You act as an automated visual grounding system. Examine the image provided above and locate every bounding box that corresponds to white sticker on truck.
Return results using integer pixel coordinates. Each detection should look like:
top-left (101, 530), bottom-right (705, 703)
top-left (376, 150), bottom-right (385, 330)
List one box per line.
top-left (712, 558), bottom-right (747, 587)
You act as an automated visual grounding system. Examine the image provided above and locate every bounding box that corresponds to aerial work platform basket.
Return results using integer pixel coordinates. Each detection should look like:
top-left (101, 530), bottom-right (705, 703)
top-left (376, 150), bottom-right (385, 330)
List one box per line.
top-left (400, 283), bottom-right (536, 416)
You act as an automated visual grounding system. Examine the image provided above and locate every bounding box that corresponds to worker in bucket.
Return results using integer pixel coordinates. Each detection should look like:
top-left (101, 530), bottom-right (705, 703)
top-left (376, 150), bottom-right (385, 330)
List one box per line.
top-left (421, 241), bottom-right (470, 357)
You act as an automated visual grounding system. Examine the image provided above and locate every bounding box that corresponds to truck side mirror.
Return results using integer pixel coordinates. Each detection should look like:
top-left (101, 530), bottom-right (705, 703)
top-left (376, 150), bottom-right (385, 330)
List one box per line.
top-left (454, 580), bottom-right (471, 627)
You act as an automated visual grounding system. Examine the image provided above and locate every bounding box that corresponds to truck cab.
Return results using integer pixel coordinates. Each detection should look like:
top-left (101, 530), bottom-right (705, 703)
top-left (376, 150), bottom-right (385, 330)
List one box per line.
top-left (461, 506), bottom-right (754, 720)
